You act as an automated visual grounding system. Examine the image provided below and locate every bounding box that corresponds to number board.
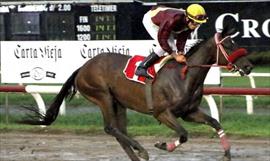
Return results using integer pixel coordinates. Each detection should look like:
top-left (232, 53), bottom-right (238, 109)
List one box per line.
top-left (75, 4), bottom-right (117, 40)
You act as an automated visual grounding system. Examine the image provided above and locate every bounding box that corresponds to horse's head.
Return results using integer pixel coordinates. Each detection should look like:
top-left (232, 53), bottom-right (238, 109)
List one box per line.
top-left (215, 28), bottom-right (253, 75)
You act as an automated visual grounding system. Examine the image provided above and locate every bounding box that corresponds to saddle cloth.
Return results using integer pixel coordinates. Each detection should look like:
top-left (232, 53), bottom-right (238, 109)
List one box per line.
top-left (123, 55), bottom-right (173, 84)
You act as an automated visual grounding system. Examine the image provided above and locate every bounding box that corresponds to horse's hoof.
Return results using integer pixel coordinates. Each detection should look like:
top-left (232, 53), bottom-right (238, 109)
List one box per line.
top-left (138, 150), bottom-right (149, 161)
top-left (154, 142), bottom-right (167, 151)
top-left (222, 156), bottom-right (231, 161)
top-left (223, 150), bottom-right (231, 161)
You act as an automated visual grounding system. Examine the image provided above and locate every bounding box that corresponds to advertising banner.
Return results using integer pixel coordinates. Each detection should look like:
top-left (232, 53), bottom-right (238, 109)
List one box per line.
top-left (1, 40), bottom-right (149, 83)
top-left (1, 40), bottom-right (220, 84)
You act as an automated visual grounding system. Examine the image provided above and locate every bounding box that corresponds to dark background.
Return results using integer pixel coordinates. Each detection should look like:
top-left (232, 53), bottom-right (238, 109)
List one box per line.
top-left (0, 1), bottom-right (269, 51)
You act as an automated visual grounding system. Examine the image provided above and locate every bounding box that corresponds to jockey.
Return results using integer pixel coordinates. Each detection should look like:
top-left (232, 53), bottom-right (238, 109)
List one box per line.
top-left (135, 4), bottom-right (208, 79)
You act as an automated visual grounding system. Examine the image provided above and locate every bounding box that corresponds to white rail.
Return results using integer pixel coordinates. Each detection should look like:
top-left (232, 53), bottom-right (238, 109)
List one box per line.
top-left (0, 85), bottom-right (66, 116)
top-left (1, 73), bottom-right (269, 123)
top-left (220, 72), bottom-right (270, 115)
top-left (221, 73), bottom-right (270, 88)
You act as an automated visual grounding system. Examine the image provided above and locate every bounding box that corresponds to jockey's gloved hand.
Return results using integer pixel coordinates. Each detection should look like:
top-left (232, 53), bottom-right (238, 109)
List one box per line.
top-left (171, 51), bottom-right (187, 64)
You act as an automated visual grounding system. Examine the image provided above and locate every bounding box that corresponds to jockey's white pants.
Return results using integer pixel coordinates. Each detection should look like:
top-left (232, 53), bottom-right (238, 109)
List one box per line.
top-left (142, 10), bottom-right (177, 57)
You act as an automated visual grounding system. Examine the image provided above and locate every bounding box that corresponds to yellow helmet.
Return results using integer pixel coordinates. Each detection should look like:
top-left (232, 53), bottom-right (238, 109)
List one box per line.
top-left (186, 4), bottom-right (208, 24)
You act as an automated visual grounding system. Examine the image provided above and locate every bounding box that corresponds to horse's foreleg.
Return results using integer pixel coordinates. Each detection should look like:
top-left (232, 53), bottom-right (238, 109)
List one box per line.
top-left (183, 109), bottom-right (231, 161)
top-left (154, 109), bottom-right (188, 152)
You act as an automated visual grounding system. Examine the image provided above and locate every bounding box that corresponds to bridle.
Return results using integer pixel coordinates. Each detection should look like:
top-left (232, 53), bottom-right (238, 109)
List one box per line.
top-left (181, 33), bottom-right (248, 79)
top-left (214, 33), bottom-right (248, 71)
top-left (186, 33), bottom-right (248, 70)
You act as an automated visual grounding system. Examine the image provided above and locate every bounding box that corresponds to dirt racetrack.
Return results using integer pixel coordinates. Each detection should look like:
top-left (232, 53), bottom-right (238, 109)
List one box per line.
top-left (0, 132), bottom-right (269, 161)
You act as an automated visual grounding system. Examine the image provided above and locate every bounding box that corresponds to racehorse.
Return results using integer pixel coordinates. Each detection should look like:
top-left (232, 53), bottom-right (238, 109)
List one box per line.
top-left (20, 27), bottom-right (253, 161)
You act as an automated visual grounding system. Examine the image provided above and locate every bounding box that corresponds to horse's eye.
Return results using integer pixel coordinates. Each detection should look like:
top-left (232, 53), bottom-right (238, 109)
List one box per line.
top-left (223, 41), bottom-right (232, 49)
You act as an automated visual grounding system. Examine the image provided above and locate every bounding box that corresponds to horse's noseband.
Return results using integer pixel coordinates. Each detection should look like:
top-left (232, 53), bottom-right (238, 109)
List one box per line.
top-left (227, 48), bottom-right (248, 63)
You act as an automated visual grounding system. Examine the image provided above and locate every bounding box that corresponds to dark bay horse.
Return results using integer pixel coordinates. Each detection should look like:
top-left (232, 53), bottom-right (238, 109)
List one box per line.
top-left (20, 28), bottom-right (253, 161)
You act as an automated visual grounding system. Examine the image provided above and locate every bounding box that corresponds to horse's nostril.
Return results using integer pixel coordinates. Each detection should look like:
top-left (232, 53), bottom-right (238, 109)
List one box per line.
top-left (244, 66), bottom-right (253, 75)
top-left (247, 66), bottom-right (253, 71)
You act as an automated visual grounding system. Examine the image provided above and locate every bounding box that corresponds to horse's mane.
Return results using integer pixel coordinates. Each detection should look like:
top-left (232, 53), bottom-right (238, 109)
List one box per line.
top-left (185, 39), bottom-right (206, 58)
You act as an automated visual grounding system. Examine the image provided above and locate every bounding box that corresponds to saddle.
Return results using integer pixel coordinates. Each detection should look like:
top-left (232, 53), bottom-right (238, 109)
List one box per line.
top-left (123, 55), bottom-right (173, 84)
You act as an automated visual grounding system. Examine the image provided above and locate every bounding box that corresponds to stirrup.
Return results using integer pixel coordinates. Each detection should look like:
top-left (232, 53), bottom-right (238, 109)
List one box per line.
top-left (135, 67), bottom-right (152, 79)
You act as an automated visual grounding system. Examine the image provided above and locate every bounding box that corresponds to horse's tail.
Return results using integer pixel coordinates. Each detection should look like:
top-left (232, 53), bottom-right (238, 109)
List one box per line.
top-left (18, 68), bottom-right (81, 125)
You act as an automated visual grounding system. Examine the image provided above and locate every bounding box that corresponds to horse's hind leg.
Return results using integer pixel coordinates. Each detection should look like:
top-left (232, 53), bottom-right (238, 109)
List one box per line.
top-left (154, 109), bottom-right (188, 152)
top-left (183, 109), bottom-right (231, 161)
top-left (114, 104), bottom-right (141, 161)
top-left (83, 93), bottom-right (148, 161)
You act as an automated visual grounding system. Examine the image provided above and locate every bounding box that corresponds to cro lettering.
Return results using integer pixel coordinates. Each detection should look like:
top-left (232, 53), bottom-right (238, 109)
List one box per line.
top-left (215, 13), bottom-right (270, 38)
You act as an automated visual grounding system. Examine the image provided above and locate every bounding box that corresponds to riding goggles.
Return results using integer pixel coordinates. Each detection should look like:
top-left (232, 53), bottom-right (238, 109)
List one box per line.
top-left (187, 14), bottom-right (208, 24)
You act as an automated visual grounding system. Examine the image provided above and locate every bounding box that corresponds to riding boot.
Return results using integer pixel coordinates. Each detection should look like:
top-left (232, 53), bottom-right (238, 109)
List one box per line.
top-left (135, 52), bottom-right (160, 79)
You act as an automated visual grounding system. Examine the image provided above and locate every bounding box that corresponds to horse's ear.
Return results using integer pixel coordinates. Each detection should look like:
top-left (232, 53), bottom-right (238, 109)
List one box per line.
top-left (221, 26), bottom-right (237, 37)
